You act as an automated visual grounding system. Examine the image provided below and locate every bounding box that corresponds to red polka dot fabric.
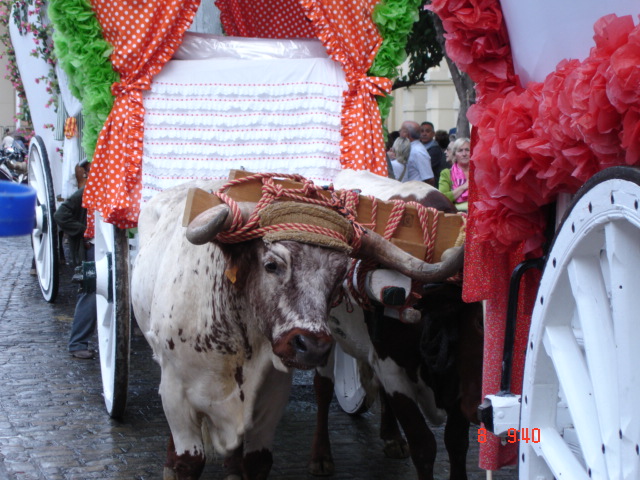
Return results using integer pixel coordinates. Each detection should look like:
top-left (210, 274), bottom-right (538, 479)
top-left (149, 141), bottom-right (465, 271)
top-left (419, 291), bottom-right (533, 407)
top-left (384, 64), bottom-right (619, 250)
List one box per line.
top-left (83, 0), bottom-right (200, 229)
top-left (216, 0), bottom-right (315, 38)
top-left (85, 0), bottom-right (389, 230)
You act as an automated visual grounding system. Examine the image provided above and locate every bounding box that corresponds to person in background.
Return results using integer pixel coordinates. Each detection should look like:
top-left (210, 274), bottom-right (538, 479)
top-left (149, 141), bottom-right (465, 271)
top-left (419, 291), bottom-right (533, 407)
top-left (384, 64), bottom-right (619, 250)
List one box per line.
top-left (2, 128), bottom-right (13, 150)
top-left (445, 142), bottom-right (455, 168)
top-left (400, 120), bottom-right (434, 185)
top-left (438, 137), bottom-right (471, 212)
top-left (420, 121), bottom-right (447, 184)
top-left (385, 130), bottom-right (401, 178)
top-left (435, 129), bottom-right (450, 152)
top-left (53, 161), bottom-right (97, 359)
top-left (388, 136), bottom-right (411, 181)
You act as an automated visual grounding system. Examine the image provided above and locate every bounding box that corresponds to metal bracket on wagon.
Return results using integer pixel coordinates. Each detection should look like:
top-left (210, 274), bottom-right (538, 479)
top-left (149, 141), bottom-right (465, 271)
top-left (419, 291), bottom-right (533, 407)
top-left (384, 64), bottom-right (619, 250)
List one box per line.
top-left (478, 393), bottom-right (521, 436)
top-left (71, 255), bottom-right (112, 300)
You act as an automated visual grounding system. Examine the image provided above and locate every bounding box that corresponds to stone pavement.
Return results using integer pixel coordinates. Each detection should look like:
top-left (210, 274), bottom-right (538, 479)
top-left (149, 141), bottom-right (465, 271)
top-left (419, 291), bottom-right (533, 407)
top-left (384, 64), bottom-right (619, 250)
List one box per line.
top-left (0, 235), bottom-right (518, 480)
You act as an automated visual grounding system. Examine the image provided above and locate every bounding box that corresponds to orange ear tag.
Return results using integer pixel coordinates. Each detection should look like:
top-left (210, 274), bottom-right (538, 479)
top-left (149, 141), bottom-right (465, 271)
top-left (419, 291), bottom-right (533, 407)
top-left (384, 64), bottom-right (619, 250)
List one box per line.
top-left (225, 266), bottom-right (238, 284)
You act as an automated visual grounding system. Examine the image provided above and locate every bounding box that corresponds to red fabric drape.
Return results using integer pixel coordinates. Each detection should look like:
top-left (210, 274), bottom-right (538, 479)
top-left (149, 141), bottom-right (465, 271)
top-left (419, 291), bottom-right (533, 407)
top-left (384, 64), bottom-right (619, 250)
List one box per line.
top-left (216, 0), bottom-right (315, 37)
top-left (217, 0), bottom-right (391, 176)
top-left (301, 0), bottom-right (390, 175)
top-left (83, 0), bottom-right (201, 229)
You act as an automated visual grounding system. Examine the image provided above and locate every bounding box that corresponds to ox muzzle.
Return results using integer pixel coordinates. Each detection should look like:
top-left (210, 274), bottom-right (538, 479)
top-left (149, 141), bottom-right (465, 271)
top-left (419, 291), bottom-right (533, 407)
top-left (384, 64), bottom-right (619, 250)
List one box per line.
top-left (272, 328), bottom-right (334, 370)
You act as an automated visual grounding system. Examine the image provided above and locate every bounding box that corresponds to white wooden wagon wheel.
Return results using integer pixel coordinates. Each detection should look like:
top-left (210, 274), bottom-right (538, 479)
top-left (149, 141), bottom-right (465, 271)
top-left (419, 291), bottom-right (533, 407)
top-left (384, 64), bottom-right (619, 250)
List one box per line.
top-left (333, 343), bottom-right (370, 415)
top-left (93, 214), bottom-right (131, 419)
top-left (28, 135), bottom-right (59, 302)
top-left (519, 166), bottom-right (640, 479)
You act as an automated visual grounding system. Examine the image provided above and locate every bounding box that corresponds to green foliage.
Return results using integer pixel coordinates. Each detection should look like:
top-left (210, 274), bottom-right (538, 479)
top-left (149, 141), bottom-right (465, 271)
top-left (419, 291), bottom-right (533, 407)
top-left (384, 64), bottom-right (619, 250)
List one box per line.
top-left (393, 4), bottom-right (443, 89)
top-left (49, 0), bottom-right (119, 160)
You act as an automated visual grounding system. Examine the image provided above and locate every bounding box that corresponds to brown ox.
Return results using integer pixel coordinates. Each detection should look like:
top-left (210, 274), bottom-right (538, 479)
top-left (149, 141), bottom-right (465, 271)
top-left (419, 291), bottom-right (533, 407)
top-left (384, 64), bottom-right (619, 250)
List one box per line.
top-left (309, 170), bottom-right (483, 480)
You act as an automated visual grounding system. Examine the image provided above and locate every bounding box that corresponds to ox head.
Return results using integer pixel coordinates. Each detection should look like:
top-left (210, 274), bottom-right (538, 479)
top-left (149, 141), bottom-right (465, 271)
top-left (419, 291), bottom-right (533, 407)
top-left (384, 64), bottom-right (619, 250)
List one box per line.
top-left (185, 201), bottom-right (464, 370)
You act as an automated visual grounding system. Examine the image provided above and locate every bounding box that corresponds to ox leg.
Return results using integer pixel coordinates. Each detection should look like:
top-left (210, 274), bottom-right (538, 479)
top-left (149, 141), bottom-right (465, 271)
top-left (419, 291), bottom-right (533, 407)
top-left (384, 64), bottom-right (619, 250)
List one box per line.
top-left (223, 445), bottom-right (243, 480)
top-left (164, 432), bottom-right (205, 480)
top-left (387, 391), bottom-right (437, 480)
top-left (309, 368), bottom-right (335, 476)
top-left (443, 406), bottom-right (470, 480)
top-left (160, 372), bottom-right (206, 480)
top-left (379, 389), bottom-right (410, 459)
top-left (242, 366), bottom-right (293, 480)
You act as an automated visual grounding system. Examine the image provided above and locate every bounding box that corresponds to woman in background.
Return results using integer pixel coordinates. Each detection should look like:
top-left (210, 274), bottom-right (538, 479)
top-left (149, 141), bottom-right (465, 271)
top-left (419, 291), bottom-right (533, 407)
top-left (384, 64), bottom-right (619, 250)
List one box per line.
top-left (438, 137), bottom-right (470, 212)
top-left (388, 136), bottom-right (411, 181)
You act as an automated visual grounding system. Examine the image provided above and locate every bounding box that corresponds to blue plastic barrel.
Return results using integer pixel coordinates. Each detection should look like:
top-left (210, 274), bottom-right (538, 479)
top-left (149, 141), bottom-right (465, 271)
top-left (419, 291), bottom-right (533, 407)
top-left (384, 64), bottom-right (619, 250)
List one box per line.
top-left (0, 182), bottom-right (37, 237)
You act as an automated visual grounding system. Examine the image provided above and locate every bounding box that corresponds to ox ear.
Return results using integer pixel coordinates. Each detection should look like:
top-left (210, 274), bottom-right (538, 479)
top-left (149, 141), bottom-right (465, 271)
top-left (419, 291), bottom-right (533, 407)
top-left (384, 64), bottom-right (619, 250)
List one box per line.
top-left (356, 229), bottom-right (464, 284)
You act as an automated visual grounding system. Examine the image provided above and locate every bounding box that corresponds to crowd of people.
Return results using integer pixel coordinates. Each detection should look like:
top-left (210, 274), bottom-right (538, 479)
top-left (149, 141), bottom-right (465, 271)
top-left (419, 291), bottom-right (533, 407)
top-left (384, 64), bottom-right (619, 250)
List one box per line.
top-left (386, 121), bottom-right (469, 212)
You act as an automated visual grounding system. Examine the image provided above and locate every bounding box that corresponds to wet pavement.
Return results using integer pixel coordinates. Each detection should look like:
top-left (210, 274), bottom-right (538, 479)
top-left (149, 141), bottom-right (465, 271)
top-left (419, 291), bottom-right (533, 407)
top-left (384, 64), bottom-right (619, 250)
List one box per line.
top-left (0, 234), bottom-right (518, 479)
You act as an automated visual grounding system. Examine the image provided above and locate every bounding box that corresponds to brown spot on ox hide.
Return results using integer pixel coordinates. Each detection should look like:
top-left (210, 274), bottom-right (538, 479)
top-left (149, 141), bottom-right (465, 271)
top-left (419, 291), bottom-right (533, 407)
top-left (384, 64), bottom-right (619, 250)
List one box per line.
top-left (165, 434), bottom-right (205, 479)
top-left (243, 448), bottom-right (273, 480)
top-left (167, 338), bottom-right (175, 350)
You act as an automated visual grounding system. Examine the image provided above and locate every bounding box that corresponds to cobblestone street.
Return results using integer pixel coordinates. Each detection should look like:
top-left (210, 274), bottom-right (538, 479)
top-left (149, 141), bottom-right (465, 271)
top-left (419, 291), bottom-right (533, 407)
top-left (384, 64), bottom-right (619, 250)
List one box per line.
top-left (0, 234), bottom-right (517, 479)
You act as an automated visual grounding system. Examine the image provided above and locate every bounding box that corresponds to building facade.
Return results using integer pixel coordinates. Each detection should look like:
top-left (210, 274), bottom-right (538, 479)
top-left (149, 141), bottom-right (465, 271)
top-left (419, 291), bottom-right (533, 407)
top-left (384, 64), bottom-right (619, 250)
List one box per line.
top-left (385, 60), bottom-right (458, 136)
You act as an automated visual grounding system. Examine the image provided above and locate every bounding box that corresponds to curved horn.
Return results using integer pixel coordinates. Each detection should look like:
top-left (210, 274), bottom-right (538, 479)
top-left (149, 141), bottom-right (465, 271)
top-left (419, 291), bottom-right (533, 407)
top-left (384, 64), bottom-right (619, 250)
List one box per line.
top-left (355, 229), bottom-right (464, 283)
top-left (185, 202), bottom-right (257, 245)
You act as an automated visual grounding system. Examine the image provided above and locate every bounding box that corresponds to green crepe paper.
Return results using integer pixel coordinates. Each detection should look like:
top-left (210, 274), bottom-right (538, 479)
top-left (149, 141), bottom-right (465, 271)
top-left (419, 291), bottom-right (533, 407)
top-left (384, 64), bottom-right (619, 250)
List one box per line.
top-left (49, 0), bottom-right (119, 160)
top-left (369, 0), bottom-right (422, 130)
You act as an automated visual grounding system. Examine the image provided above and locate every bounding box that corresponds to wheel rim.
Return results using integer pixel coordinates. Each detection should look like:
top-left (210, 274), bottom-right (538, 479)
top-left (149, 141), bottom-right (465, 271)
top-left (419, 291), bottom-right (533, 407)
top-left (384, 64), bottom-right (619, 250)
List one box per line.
top-left (520, 168), bottom-right (640, 480)
top-left (28, 136), bottom-right (58, 302)
top-left (333, 342), bottom-right (369, 415)
top-left (94, 214), bottom-right (130, 418)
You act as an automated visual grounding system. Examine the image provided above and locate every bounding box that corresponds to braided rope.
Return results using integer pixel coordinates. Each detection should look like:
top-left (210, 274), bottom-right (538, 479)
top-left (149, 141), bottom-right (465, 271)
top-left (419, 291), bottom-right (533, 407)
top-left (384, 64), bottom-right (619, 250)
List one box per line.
top-left (348, 200), bottom-right (442, 311)
top-left (210, 173), bottom-right (365, 249)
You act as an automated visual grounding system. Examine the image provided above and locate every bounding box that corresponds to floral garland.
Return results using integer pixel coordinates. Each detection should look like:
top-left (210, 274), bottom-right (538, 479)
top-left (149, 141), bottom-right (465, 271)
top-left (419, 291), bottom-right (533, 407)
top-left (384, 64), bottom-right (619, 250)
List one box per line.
top-left (429, 0), bottom-right (640, 255)
top-left (0, 0), bottom-right (57, 133)
top-left (48, 0), bottom-right (119, 160)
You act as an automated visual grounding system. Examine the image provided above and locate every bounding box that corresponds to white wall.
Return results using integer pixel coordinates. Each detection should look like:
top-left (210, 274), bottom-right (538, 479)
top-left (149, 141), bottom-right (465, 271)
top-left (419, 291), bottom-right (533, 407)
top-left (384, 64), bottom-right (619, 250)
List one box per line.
top-left (385, 60), bottom-right (458, 136)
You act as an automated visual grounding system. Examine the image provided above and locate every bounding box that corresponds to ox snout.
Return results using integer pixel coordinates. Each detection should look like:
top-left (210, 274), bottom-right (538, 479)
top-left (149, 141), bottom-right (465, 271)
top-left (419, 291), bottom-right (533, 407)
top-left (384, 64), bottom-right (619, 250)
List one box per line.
top-left (272, 328), bottom-right (334, 370)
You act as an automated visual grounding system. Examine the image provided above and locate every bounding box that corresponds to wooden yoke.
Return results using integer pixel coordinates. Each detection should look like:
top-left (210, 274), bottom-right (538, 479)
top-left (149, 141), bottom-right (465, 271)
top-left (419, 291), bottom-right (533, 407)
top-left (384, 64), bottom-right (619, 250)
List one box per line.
top-left (182, 170), bottom-right (465, 263)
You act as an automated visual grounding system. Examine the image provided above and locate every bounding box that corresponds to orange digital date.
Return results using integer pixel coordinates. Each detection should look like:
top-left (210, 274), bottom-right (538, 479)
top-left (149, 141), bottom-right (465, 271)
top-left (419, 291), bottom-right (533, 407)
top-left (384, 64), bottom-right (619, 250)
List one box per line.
top-left (477, 427), bottom-right (541, 443)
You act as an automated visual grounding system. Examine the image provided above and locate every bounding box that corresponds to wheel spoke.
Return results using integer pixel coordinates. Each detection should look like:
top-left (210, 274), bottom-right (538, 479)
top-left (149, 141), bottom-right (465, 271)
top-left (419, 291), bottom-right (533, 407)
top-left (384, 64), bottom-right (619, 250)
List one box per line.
top-left (604, 221), bottom-right (640, 477)
top-left (529, 427), bottom-right (590, 480)
top-left (567, 254), bottom-right (621, 478)
top-left (543, 325), bottom-right (607, 477)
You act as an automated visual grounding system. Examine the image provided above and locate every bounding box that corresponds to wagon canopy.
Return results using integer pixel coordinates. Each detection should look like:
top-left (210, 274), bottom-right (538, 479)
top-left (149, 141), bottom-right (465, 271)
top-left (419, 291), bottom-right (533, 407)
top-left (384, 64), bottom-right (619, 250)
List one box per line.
top-left (55, 0), bottom-right (396, 229)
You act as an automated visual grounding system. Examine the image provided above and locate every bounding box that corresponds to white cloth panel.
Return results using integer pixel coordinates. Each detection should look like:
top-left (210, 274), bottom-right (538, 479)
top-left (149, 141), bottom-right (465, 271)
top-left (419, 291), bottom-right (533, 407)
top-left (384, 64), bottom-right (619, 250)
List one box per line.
top-left (174, 33), bottom-right (331, 60)
top-left (142, 56), bottom-right (347, 202)
top-left (500, 0), bottom-right (639, 86)
top-left (55, 65), bottom-right (86, 198)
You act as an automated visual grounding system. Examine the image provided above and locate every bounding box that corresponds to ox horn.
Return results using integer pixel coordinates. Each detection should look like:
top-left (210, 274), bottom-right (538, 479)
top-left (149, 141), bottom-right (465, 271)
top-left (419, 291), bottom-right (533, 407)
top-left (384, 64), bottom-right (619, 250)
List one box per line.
top-left (186, 203), bottom-right (256, 245)
top-left (355, 229), bottom-right (464, 283)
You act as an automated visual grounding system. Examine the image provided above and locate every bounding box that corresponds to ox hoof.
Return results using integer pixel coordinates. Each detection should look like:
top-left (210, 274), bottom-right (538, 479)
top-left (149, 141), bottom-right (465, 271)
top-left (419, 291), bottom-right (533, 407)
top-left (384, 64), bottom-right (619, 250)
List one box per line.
top-left (308, 457), bottom-right (335, 476)
top-left (383, 439), bottom-right (410, 459)
top-left (163, 466), bottom-right (177, 480)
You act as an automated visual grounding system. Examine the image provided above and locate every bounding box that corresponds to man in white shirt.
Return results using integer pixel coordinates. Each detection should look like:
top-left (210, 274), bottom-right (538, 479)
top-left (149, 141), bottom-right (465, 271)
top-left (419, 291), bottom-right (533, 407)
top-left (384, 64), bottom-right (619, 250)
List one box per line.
top-left (400, 121), bottom-right (435, 185)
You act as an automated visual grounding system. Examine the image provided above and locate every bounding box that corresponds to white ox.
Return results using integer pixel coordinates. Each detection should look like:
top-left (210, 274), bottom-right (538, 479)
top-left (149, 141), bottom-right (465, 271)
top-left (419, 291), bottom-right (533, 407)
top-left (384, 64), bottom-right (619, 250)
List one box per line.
top-left (131, 178), bottom-right (464, 480)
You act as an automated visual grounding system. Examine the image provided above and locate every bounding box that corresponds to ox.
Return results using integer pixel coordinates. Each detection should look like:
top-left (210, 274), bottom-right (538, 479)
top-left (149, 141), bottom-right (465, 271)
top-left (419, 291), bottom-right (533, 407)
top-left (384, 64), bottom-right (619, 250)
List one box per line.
top-left (309, 170), bottom-right (483, 480)
top-left (131, 179), bottom-right (464, 480)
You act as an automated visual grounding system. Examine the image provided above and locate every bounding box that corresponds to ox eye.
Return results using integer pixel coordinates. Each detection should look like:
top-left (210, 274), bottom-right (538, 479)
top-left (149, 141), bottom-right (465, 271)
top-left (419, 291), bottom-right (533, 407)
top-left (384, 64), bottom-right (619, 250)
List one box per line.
top-left (264, 261), bottom-right (278, 273)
